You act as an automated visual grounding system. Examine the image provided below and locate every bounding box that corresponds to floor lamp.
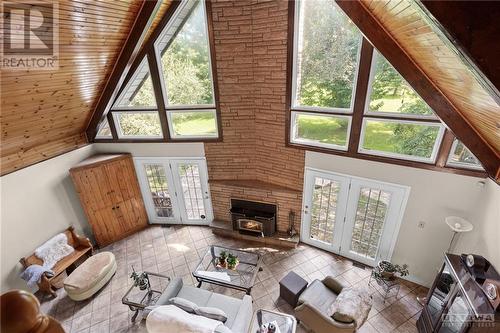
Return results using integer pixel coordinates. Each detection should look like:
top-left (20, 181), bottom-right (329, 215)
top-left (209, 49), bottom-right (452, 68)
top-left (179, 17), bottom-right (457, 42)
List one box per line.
top-left (417, 216), bottom-right (474, 306)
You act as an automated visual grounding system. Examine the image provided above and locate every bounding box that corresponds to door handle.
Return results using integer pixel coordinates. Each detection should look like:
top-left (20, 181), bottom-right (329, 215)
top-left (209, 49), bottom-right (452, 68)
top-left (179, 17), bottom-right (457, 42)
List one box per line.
top-left (304, 210), bottom-right (308, 214)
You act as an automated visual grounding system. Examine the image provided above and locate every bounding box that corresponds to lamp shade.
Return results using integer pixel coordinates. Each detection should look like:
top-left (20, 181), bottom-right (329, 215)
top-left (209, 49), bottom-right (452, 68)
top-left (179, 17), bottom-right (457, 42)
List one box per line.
top-left (445, 216), bottom-right (473, 233)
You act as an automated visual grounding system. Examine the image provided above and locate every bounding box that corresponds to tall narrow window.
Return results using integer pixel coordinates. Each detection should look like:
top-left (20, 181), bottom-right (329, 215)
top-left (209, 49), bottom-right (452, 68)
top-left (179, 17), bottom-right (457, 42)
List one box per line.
top-left (155, 0), bottom-right (218, 139)
top-left (293, 0), bottom-right (362, 111)
top-left (290, 0), bottom-right (360, 151)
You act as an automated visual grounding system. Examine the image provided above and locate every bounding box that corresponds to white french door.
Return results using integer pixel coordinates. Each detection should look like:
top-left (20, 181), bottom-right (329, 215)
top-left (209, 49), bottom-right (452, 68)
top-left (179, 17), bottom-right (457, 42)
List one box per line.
top-left (134, 157), bottom-right (213, 225)
top-left (301, 168), bottom-right (409, 266)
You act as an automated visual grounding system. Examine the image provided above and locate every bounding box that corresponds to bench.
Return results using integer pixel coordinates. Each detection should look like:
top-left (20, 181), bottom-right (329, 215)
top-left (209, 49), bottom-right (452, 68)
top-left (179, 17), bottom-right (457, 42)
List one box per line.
top-left (20, 226), bottom-right (93, 297)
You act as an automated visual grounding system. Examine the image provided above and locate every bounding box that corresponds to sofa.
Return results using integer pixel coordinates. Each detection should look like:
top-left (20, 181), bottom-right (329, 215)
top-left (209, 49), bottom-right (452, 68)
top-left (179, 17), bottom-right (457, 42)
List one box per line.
top-left (294, 277), bottom-right (356, 333)
top-left (154, 278), bottom-right (253, 333)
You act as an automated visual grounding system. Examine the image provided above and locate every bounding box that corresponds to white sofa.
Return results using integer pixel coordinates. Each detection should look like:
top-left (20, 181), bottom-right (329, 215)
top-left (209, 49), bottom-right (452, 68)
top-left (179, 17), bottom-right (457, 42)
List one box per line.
top-left (155, 278), bottom-right (253, 333)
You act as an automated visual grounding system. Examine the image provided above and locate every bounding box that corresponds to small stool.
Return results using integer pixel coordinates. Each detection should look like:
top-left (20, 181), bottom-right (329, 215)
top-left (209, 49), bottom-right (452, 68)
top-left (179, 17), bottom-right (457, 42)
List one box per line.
top-left (279, 271), bottom-right (308, 307)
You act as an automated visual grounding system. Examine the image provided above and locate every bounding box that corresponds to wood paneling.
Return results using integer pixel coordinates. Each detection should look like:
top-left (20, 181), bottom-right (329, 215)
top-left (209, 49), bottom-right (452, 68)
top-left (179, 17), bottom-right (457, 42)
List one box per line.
top-left (0, 0), bottom-right (172, 176)
top-left (70, 154), bottom-right (148, 247)
top-left (336, 0), bottom-right (500, 181)
top-left (420, 1), bottom-right (500, 98)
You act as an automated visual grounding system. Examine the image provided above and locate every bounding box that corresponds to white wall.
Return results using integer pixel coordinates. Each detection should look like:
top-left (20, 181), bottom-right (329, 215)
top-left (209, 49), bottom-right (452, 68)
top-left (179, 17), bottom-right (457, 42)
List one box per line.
top-left (0, 142), bottom-right (205, 293)
top-left (305, 151), bottom-right (489, 286)
top-left (0, 145), bottom-right (96, 292)
top-left (93, 142), bottom-right (205, 157)
top-left (455, 178), bottom-right (500, 269)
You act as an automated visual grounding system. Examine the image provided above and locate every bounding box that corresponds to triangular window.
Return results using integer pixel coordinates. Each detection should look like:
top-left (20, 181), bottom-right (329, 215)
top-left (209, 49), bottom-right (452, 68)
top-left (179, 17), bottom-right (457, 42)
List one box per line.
top-left (113, 58), bottom-right (157, 109)
top-left (155, 0), bottom-right (215, 106)
top-left (95, 118), bottom-right (112, 138)
top-left (366, 51), bottom-right (435, 117)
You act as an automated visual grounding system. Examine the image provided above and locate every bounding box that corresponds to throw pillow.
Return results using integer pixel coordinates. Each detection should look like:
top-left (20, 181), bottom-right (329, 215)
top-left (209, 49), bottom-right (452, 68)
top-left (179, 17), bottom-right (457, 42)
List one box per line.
top-left (195, 306), bottom-right (228, 323)
top-left (322, 276), bottom-right (344, 294)
top-left (332, 311), bottom-right (355, 324)
top-left (169, 297), bottom-right (197, 313)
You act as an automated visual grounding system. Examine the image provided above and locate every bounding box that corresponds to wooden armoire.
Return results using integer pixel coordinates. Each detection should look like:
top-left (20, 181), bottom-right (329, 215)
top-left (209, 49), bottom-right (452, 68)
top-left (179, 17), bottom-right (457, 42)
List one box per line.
top-left (70, 154), bottom-right (148, 247)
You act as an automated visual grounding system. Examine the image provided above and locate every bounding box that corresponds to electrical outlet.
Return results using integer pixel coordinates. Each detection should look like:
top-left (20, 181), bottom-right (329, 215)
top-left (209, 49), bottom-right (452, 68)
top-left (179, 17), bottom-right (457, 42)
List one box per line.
top-left (418, 221), bottom-right (426, 229)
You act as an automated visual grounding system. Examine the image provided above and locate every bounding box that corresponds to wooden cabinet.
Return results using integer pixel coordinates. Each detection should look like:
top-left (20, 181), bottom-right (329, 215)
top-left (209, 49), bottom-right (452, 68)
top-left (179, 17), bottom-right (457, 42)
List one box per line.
top-left (70, 154), bottom-right (148, 247)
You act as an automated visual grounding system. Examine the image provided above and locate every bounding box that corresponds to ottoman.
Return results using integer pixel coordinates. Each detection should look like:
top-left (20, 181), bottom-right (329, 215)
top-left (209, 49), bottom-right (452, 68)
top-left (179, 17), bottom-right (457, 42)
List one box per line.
top-left (64, 252), bottom-right (116, 301)
top-left (279, 271), bottom-right (308, 307)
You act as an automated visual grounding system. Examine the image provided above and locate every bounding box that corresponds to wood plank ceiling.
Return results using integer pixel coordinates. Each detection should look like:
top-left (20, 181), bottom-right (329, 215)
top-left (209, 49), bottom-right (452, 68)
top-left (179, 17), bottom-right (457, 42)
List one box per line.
top-left (0, 0), bottom-right (171, 176)
top-left (337, 0), bottom-right (500, 180)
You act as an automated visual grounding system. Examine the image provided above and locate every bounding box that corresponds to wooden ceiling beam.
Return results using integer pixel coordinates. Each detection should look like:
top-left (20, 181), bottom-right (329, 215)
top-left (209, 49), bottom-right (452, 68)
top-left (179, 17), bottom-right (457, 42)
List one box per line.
top-left (335, 0), bottom-right (500, 182)
top-left (85, 0), bottom-right (162, 140)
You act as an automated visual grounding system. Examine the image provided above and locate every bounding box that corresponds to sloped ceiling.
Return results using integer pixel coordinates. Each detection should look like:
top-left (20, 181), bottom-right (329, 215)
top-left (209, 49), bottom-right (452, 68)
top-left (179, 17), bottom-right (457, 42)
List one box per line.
top-left (1, 0), bottom-right (499, 180)
top-left (0, 0), bottom-right (172, 176)
top-left (336, 0), bottom-right (500, 180)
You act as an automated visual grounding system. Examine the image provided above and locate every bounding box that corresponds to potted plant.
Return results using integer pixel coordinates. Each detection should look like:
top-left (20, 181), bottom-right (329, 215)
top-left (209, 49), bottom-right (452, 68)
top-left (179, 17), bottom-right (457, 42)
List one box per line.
top-left (130, 266), bottom-right (150, 290)
top-left (218, 251), bottom-right (228, 268)
top-left (227, 253), bottom-right (239, 270)
top-left (375, 260), bottom-right (409, 280)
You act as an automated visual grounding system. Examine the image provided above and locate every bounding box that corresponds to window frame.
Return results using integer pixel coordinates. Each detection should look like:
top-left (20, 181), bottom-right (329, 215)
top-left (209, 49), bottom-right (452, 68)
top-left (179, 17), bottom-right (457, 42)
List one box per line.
top-left (93, 0), bottom-right (222, 144)
top-left (95, 118), bottom-right (113, 139)
top-left (290, 111), bottom-right (352, 151)
top-left (358, 117), bottom-right (446, 164)
top-left (446, 139), bottom-right (484, 171)
top-left (111, 57), bottom-right (158, 111)
top-left (112, 111), bottom-right (164, 140)
top-left (290, 0), bottom-right (363, 114)
top-left (153, 0), bottom-right (216, 110)
top-left (167, 109), bottom-right (219, 139)
top-left (285, 0), bottom-right (486, 178)
top-left (364, 51), bottom-right (437, 120)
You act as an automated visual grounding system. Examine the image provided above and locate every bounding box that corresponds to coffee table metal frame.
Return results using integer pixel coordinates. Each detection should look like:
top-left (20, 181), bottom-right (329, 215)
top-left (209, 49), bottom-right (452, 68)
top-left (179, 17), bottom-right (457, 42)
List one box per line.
top-left (249, 309), bottom-right (297, 333)
top-left (122, 271), bottom-right (171, 322)
top-left (193, 245), bottom-right (262, 295)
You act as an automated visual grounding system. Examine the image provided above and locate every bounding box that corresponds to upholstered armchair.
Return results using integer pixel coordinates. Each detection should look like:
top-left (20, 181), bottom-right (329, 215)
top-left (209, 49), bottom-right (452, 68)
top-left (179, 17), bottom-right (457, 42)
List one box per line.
top-left (294, 276), bottom-right (356, 333)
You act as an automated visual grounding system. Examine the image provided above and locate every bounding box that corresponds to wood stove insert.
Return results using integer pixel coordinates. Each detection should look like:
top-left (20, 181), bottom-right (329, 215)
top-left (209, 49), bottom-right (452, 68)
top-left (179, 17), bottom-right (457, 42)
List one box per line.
top-left (230, 199), bottom-right (277, 237)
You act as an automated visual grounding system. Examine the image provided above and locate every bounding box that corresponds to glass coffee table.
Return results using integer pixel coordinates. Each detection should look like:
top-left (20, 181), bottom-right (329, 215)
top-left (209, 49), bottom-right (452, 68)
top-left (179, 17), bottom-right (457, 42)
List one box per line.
top-left (248, 309), bottom-right (297, 333)
top-left (122, 271), bottom-right (170, 322)
top-left (193, 245), bottom-right (262, 295)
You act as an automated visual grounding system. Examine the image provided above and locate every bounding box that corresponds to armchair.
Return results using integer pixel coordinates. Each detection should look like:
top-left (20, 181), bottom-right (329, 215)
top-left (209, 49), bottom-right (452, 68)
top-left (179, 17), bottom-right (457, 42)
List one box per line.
top-left (294, 276), bottom-right (356, 333)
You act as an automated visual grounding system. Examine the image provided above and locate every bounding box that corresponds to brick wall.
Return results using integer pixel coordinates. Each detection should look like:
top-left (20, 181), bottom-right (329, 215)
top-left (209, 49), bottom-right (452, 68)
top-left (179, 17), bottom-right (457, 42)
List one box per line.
top-left (205, 0), bottom-right (305, 233)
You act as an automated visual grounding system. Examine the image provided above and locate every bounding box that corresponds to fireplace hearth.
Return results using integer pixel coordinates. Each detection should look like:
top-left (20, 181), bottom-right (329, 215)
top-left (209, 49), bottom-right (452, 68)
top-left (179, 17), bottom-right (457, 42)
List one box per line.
top-left (230, 199), bottom-right (276, 237)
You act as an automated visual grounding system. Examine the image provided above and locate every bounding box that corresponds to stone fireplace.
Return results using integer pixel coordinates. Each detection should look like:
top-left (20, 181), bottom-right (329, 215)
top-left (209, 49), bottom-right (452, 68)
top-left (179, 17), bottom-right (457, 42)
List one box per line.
top-left (202, 0), bottom-right (305, 236)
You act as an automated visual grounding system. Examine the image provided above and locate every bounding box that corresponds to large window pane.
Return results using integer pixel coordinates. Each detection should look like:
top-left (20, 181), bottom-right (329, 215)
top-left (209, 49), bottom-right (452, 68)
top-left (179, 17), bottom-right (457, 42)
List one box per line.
top-left (114, 112), bottom-right (162, 138)
top-left (113, 58), bottom-right (156, 109)
top-left (360, 119), bottom-right (443, 161)
top-left (157, 0), bottom-right (214, 106)
top-left (168, 110), bottom-right (218, 138)
top-left (367, 52), bottom-right (434, 117)
top-left (292, 112), bottom-right (350, 150)
top-left (294, 0), bottom-right (361, 110)
top-left (447, 140), bottom-right (483, 170)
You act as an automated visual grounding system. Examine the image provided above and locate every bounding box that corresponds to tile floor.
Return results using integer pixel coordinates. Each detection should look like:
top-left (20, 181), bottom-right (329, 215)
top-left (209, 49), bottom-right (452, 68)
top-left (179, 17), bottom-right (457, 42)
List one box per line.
top-left (38, 225), bottom-right (428, 333)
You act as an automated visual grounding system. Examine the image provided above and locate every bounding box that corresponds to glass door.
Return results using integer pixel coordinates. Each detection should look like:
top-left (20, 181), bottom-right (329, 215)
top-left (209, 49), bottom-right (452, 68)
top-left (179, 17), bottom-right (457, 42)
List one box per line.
top-left (170, 159), bottom-right (213, 225)
top-left (134, 158), bottom-right (213, 225)
top-left (301, 168), bottom-right (409, 266)
top-left (341, 178), bottom-right (408, 266)
top-left (301, 169), bottom-right (350, 252)
top-left (135, 159), bottom-right (180, 224)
